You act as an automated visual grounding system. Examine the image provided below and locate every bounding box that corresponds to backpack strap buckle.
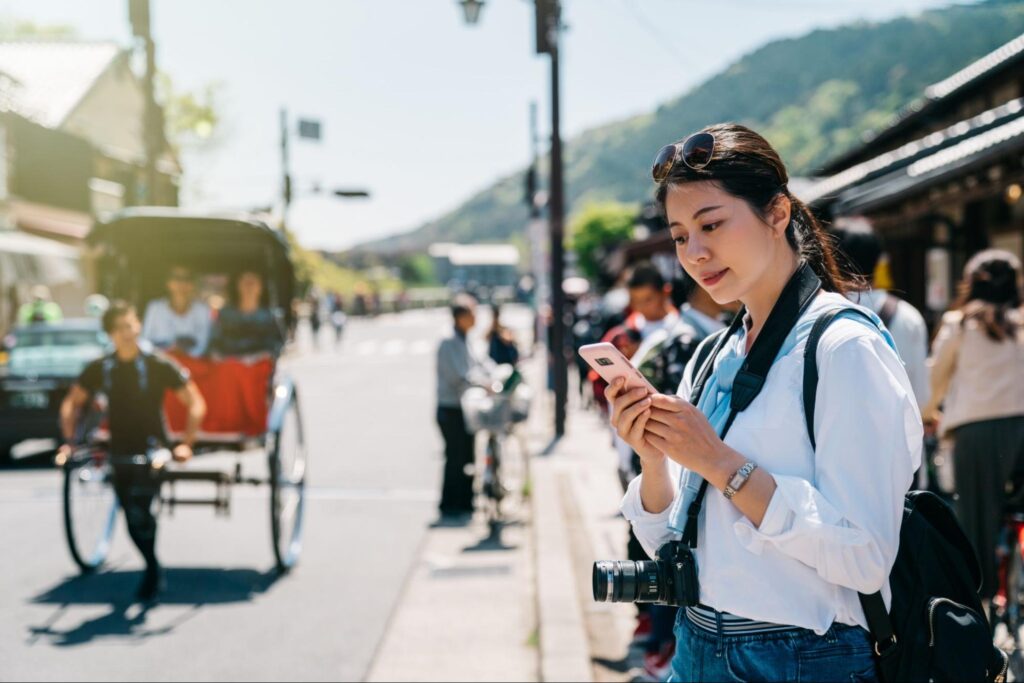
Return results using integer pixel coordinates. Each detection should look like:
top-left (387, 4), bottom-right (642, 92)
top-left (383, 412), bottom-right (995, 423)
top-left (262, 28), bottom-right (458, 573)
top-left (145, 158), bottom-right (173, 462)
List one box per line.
top-left (873, 634), bottom-right (897, 657)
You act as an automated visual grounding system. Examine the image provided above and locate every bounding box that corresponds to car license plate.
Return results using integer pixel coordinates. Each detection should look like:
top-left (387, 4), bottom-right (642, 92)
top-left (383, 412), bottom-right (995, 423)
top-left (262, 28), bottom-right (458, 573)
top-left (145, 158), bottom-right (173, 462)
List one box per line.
top-left (10, 391), bottom-right (48, 409)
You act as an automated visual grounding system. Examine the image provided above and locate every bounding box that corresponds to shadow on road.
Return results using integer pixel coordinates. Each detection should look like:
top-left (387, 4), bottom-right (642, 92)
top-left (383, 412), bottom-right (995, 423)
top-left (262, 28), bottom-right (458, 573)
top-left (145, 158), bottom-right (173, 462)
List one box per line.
top-left (27, 567), bottom-right (280, 647)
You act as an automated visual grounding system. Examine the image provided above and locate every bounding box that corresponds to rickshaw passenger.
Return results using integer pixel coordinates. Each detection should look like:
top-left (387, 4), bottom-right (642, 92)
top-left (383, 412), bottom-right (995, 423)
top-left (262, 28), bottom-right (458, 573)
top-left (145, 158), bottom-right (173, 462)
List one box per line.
top-left (142, 264), bottom-right (212, 357)
top-left (209, 270), bottom-right (284, 357)
top-left (58, 301), bottom-right (206, 602)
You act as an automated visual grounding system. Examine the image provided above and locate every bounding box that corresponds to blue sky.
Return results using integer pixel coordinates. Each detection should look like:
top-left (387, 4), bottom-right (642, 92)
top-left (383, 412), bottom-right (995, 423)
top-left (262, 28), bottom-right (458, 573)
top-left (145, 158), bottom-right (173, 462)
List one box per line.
top-left (2, 0), bottom-right (963, 250)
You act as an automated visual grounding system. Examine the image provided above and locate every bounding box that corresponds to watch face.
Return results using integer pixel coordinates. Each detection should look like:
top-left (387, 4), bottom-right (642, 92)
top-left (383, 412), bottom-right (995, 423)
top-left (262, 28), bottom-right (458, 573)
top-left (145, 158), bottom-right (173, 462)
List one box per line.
top-left (728, 473), bottom-right (744, 489)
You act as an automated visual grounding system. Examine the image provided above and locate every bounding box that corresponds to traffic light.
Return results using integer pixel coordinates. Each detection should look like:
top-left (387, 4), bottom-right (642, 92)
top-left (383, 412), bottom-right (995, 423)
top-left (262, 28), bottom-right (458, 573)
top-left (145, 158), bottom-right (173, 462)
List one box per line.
top-left (525, 166), bottom-right (537, 207)
top-left (535, 0), bottom-right (559, 55)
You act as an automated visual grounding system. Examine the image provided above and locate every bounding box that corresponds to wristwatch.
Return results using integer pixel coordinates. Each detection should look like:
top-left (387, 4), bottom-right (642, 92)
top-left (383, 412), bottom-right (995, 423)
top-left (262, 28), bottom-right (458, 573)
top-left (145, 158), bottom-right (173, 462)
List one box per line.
top-left (724, 461), bottom-right (758, 500)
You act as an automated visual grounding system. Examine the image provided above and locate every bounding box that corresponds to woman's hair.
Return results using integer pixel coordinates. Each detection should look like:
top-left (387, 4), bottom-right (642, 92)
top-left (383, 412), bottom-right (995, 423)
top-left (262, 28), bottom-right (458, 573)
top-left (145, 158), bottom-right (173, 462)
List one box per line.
top-left (654, 123), bottom-right (859, 294)
top-left (954, 249), bottom-right (1023, 342)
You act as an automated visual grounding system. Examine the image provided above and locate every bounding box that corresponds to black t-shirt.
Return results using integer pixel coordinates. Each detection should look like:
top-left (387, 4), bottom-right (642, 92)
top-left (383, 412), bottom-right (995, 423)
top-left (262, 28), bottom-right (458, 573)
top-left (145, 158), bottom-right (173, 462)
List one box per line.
top-left (78, 351), bottom-right (189, 455)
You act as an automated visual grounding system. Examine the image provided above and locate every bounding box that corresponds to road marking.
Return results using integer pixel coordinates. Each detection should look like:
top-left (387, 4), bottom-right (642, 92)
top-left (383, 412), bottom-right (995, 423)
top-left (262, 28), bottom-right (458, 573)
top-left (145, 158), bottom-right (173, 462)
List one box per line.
top-left (381, 340), bottom-right (406, 355)
top-left (410, 340), bottom-right (432, 355)
top-left (355, 341), bottom-right (377, 355)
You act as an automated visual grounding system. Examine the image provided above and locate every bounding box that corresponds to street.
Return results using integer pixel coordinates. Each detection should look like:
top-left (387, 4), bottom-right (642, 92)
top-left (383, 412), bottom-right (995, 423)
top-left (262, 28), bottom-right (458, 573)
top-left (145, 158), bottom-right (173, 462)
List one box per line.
top-left (0, 305), bottom-right (532, 681)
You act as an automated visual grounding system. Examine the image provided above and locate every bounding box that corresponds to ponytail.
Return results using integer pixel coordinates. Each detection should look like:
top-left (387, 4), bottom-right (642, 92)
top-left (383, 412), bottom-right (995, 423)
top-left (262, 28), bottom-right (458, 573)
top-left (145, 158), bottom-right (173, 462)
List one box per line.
top-left (784, 192), bottom-right (860, 295)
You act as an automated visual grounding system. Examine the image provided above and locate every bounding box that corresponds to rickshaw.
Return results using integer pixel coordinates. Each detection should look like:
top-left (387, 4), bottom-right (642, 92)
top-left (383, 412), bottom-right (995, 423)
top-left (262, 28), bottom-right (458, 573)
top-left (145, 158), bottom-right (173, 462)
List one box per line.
top-left (60, 209), bottom-right (307, 574)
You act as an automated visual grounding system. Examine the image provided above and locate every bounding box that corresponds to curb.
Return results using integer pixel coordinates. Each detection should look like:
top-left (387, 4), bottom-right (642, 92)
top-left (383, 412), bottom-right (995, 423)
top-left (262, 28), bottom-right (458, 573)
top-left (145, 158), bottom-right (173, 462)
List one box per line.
top-left (532, 454), bottom-right (594, 683)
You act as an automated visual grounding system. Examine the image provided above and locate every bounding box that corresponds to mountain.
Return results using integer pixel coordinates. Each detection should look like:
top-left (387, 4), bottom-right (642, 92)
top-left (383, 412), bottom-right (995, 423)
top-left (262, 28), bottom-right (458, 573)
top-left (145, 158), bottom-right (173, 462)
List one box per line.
top-left (352, 0), bottom-right (1024, 255)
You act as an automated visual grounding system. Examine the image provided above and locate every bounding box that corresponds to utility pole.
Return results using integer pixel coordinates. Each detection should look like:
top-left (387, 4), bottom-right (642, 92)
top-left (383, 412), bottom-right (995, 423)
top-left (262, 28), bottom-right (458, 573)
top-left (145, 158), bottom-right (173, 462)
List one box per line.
top-left (280, 108), bottom-right (292, 229)
top-left (129, 0), bottom-right (161, 205)
top-left (537, 0), bottom-right (568, 438)
top-left (460, 0), bottom-right (569, 437)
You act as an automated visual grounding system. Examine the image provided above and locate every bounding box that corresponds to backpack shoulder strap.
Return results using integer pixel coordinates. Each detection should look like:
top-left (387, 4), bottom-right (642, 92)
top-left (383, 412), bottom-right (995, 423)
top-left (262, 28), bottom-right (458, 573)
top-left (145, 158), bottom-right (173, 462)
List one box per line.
top-left (879, 293), bottom-right (899, 328)
top-left (801, 307), bottom-right (875, 449)
top-left (801, 306), bottom-right (897, 656)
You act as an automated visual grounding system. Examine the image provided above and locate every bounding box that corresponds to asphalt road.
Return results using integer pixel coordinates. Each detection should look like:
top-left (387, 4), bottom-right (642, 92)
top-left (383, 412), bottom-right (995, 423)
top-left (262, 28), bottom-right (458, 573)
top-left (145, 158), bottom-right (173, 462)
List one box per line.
top-left (0, 305), bottom-right (533, 681)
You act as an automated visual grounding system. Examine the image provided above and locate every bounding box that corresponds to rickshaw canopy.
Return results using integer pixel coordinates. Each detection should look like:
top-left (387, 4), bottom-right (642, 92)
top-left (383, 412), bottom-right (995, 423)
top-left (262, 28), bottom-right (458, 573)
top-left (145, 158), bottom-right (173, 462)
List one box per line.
top-left (89, 208), bottom-right (296, 327)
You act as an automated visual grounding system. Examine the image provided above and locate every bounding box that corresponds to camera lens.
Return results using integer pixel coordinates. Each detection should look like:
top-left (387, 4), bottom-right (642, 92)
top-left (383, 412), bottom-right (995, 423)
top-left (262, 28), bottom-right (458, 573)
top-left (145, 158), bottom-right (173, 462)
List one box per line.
top-left (592, 560), bottom-right (663, 603)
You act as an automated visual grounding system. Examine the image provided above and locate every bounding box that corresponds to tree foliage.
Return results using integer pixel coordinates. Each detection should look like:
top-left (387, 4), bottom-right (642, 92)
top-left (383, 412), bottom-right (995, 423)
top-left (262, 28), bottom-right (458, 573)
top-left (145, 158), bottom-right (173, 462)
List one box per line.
top-left (570, 201), bottom-right (639, 280)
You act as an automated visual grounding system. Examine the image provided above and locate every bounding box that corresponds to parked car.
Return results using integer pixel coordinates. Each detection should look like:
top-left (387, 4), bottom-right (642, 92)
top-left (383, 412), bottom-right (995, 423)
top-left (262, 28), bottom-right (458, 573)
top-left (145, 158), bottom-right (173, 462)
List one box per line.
top-left (0, 319), bottom-right (108, 462)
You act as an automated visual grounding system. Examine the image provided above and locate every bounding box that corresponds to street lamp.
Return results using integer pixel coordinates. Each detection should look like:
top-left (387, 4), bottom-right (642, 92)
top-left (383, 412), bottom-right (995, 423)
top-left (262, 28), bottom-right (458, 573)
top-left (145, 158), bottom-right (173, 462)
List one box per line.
top-left (458, 0), bottom-right (485, 25)
top-left (461, 0), bottom-right (569, 438)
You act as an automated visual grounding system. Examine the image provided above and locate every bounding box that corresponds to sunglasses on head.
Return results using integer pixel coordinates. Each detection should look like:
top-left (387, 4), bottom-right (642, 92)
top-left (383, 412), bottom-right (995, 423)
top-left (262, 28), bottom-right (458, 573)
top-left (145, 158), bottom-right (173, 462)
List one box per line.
top-left (651, 132), bottom-right (716, 182)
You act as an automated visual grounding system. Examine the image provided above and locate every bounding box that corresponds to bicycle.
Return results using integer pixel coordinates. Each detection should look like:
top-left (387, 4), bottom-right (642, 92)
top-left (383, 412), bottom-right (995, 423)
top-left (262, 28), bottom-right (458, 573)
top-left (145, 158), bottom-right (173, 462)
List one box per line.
top-left (993, 480), bottom-right (1024, 679)
top-left (461, 365), bottom-right (531, 532)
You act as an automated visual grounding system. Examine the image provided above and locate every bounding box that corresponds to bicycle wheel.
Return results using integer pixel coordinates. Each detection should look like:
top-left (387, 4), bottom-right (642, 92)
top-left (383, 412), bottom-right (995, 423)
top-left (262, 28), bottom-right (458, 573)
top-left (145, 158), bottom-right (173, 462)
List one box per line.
top-left (269, 392), bottom-right (307, 572)
top-left (63, 449), bottom-right (118, 573)
top-left (482, 435), bottom-right (504, 527)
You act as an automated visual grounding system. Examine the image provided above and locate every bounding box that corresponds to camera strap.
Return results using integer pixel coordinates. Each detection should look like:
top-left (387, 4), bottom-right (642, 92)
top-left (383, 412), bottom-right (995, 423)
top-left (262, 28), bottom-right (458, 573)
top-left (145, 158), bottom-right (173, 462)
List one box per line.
top-left (681, 262), bottom-right (822, 548)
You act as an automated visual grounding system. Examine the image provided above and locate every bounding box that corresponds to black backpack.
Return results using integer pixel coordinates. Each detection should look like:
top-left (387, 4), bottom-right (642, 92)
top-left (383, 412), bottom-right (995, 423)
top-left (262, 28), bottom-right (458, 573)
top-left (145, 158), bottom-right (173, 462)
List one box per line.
top-left (802, 307), bottom-right (1009, 682)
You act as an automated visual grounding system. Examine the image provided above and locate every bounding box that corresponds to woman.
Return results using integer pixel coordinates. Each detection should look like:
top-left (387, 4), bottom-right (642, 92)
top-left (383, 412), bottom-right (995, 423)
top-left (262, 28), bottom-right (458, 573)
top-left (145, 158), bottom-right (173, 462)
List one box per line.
top-left (210, 270), bottom-right (284, 357)
top-left (487, 304), bottom-right (520, 366)
top-left (923, 250), bottom-right (1024, 611)
top-left (609, 123), bottom-right (920, 681)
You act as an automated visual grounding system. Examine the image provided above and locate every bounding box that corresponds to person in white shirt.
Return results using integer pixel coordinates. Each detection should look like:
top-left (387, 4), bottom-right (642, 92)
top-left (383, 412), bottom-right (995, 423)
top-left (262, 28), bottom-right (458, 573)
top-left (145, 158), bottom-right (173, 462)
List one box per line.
top-left (607, 123), bottom-right (919, 682)
top-left (141, 264), bottom-right (213, 357)
top-left (836, 224), bottom-right (930, 409)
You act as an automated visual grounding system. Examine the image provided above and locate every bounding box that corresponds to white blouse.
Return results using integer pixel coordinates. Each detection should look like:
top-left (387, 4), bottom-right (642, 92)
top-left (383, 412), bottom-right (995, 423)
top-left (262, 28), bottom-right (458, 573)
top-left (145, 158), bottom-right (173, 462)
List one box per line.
top-left (621, 292), bottom-right (922, 635)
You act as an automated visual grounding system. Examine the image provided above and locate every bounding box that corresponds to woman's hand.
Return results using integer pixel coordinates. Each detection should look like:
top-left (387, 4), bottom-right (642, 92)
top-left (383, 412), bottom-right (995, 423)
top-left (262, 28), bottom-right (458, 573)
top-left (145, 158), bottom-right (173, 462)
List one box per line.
top-left (643, 394), bottom-right (738, 483)
top-left (605, 378), bottom-right (663, 463)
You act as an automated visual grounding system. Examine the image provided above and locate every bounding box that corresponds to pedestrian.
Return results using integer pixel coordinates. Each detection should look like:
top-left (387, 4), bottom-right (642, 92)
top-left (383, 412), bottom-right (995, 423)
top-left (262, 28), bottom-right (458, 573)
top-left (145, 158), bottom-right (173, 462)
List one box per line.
top-left (57, 301), bottom-right (206, 602)
top-left (487, 304), bottom-right (519, 366)
top-left (610, 123), bottom-right (920, 682)
top-left (308, 293), bottom-right (322, 348)
top-left (836, 224), bottom-right (930, 408)
top-left (17, 285), bottom-right (63, 325)
top-left (923, 249), bottom-right (1024, 616)
top-left (329, 291), bottom-right (347, 347)
top-left (435, 293), bottom-right (489, 522)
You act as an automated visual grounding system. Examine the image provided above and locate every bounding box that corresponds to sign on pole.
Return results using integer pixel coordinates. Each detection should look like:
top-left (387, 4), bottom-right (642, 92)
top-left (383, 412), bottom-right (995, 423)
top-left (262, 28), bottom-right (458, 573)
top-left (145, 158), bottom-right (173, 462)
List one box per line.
top-left (297, 119), bottom-right (322, 140)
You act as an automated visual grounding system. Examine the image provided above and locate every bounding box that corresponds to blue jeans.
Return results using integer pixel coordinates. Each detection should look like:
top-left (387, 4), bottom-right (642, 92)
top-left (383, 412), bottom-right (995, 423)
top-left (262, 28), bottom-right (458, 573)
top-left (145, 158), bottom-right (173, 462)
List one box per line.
top-left (669, 609), bottom-right (879, 682)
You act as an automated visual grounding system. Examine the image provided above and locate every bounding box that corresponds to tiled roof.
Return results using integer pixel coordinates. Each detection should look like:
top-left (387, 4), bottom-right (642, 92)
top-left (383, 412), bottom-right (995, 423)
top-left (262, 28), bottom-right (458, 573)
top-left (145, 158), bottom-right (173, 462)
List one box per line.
top-left (0, 42), bottom-right (121, 128)
top-left (805, 98), bottom-right (1024, 204)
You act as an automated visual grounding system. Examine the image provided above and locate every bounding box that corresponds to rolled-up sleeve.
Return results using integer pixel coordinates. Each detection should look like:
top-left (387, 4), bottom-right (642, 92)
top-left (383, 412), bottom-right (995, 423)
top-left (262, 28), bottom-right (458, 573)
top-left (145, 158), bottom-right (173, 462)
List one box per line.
top-left (732, 329), bottom-right (921, 595)
top-left (620, 459), bottom-right (683, 560)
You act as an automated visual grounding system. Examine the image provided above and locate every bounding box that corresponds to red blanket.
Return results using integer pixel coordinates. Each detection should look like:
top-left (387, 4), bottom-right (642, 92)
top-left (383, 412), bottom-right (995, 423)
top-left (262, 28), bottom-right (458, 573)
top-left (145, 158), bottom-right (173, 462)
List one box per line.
top-left (163, 354), bottom-right (273, 436)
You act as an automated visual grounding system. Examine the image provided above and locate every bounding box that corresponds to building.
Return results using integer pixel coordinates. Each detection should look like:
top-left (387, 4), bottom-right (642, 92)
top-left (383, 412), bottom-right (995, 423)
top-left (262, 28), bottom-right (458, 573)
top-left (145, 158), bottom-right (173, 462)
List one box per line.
top-left (804, 33), bottom-right (1024, 323)
top-left (428, 242), bottom-right (520, 292)
top-left (0, 41), bottom-right (180, 244)
top-left (0, 41), bottom-right (180, 327)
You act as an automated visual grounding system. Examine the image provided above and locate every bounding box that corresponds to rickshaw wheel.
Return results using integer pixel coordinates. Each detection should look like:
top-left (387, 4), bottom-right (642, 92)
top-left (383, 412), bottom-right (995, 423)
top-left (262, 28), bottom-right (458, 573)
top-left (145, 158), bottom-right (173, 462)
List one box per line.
top-left (269, 391), bottom-right (307, 573)
top-left (63, 449), bottom-right (118, 573)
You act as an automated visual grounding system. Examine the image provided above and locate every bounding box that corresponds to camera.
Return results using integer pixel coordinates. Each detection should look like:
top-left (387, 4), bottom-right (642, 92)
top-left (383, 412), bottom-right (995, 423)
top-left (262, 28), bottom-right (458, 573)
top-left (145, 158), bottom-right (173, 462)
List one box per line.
top-left (592, 541), bottom-right (699, 607)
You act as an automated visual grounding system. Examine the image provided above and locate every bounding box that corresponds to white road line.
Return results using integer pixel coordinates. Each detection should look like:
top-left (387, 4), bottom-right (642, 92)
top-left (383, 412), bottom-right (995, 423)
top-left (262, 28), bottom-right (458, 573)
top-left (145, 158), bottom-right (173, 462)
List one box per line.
top-left (409, 340), bottom-right (433, 355)
top-left (382, 340), bottom-right (406, 355)
top-left (356, 341), bottom-right (377, 355)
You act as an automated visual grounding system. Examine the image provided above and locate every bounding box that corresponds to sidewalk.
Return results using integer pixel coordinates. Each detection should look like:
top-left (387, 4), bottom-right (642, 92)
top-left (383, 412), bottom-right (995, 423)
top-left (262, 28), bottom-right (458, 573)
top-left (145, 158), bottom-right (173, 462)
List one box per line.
top-left (367, 360), bottom-right (639, 682)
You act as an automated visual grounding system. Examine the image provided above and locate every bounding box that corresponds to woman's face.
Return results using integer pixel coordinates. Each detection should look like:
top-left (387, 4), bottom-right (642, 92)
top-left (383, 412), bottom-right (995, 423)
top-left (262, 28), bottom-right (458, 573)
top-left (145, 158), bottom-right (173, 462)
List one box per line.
top-left (664, 181), bottom-right (789, 306)
top-left (238, 272), bottom-right (263, 302)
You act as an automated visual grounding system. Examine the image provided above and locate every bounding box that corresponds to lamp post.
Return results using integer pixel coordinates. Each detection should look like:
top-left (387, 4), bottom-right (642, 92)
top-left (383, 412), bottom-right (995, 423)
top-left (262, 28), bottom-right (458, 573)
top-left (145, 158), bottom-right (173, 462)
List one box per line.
top-left (460, 0), bottom-right (568, 438)
top-left (458, 0), bottom-right (484, 25)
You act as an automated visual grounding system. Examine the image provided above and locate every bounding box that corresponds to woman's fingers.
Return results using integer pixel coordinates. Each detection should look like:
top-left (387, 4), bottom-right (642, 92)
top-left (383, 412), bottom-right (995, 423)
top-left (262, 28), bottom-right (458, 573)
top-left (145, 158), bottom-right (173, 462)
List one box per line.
top-left (610, 385), bottom-right (651, 426)
top-left (627, 405), bottom-right (651, 445)
top-left (615, 395), bottom-right (652, 437)
top-left (647, 407), bottom-right (683, 426)
top-left (604, 377), bottom-right (624, 402)
top-left (644, 416), bottom-right (676, 439)
top-left (651, 394), bottom-right (687, 411)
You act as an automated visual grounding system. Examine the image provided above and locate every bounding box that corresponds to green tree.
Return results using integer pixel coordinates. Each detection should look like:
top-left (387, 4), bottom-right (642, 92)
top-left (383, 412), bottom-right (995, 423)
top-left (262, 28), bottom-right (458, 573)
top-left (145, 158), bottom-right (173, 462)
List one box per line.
top-left (397, 253), bottom-right (437, 286)
top-left (570, 201), bottom-right (639, 280)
